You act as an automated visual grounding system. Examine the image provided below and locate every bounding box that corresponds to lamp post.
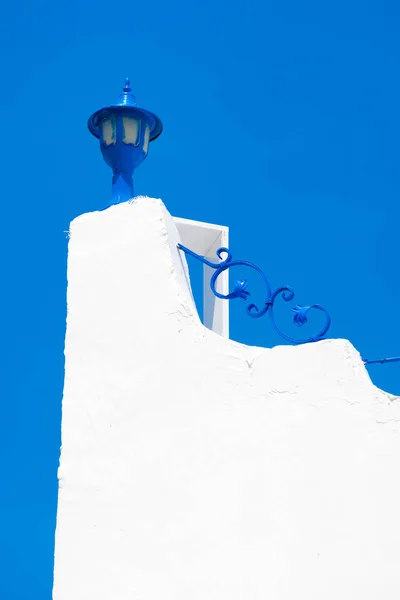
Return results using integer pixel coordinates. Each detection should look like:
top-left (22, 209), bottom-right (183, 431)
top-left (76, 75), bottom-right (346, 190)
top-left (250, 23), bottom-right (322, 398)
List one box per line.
top-left (88, 78), bottom-right (163, 204)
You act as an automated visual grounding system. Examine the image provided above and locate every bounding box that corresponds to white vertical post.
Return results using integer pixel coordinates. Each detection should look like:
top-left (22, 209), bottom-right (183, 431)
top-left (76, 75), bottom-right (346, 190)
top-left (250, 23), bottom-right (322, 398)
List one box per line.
top-left (203, 228), bottom-right (229, 338)
top-left (174, 217), bottom-right (229, 338)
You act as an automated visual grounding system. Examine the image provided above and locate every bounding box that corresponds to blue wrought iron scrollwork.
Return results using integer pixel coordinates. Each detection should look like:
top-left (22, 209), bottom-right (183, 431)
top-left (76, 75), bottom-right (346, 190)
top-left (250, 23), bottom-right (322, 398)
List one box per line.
top-left (177, 243), bottom-right (331, 345)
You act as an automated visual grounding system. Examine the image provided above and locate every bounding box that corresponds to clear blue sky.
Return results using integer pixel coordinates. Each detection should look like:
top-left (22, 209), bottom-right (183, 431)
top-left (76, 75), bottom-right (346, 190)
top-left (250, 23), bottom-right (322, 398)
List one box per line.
top-left (1, 0), bottom-right (399, 597)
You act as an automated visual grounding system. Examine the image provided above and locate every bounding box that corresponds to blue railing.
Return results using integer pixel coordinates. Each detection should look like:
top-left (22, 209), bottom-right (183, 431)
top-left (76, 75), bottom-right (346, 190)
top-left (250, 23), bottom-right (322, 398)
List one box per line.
top-left (178, 243), bottom-right (400, 366)
top-left (363, 356), bottom-right (400, 365)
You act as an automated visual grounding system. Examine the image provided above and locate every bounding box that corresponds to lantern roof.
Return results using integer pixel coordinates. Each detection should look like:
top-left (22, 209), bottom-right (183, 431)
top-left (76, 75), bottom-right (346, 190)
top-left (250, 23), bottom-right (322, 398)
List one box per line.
top-left (87, 78), bottom-right (163, 142)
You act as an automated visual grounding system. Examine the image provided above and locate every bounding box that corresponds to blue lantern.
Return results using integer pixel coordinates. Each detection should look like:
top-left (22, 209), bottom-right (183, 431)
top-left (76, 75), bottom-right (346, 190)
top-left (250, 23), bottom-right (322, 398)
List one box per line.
top-left (88, 79), bottom-right (162, 204)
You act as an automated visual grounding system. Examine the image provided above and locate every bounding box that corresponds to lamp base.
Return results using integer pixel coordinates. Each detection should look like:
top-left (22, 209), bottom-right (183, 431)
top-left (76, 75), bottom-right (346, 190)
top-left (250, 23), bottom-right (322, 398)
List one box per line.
top-left (112, 171), bottom-right (134, 204)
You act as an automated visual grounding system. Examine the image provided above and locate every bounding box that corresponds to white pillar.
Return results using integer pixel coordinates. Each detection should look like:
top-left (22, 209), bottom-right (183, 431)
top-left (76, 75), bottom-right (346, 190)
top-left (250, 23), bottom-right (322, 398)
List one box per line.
top-left (174, 217), bottom-right (229, 337)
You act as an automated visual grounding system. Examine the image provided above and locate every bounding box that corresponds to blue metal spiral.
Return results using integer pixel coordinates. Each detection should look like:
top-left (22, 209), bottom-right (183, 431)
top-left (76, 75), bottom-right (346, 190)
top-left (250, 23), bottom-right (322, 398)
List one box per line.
top-left (177, 243), bottom-right (331, 345)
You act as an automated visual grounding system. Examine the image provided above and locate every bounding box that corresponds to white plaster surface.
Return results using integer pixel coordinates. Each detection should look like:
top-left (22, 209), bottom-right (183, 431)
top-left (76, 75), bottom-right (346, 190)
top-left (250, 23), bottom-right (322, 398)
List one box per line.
top-left (53, 197), bottom-right (400, 600)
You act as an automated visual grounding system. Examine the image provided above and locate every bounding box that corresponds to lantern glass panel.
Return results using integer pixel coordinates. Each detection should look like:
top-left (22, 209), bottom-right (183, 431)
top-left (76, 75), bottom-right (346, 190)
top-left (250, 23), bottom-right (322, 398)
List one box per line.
top-left (122, 116), bottom-right (141, 146)
top-left (101, 116), bottom-right (116, 146)
top-left (143, 123), bottom-right (151, 154)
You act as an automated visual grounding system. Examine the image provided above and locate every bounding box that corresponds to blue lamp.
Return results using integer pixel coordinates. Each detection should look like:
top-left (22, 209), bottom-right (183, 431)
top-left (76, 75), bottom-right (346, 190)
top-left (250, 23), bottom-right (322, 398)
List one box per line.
top-left (88, 79), bottom-right (162, 204)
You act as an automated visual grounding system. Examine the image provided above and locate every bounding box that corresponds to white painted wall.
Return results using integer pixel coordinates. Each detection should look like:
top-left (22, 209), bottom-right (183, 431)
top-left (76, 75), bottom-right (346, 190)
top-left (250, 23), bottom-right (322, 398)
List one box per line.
top-left (53, 197), bottom-right (400, 600)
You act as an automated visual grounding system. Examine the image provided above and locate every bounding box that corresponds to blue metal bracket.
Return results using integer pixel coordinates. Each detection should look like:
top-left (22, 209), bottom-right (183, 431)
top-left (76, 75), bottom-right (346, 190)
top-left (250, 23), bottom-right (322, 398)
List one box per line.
top-left (177, 243), bottom-right (331, 345)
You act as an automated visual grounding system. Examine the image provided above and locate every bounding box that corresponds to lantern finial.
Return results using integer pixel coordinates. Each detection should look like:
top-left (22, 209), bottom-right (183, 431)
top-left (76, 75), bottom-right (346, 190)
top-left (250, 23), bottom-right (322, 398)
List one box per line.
top-left (117, 77), bottom-right (136, 107)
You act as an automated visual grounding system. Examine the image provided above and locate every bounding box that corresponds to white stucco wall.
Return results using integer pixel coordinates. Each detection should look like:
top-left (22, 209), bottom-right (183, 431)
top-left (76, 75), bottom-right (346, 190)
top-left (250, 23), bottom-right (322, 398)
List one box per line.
top-left (53, 197), bottom-right (400, 600)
